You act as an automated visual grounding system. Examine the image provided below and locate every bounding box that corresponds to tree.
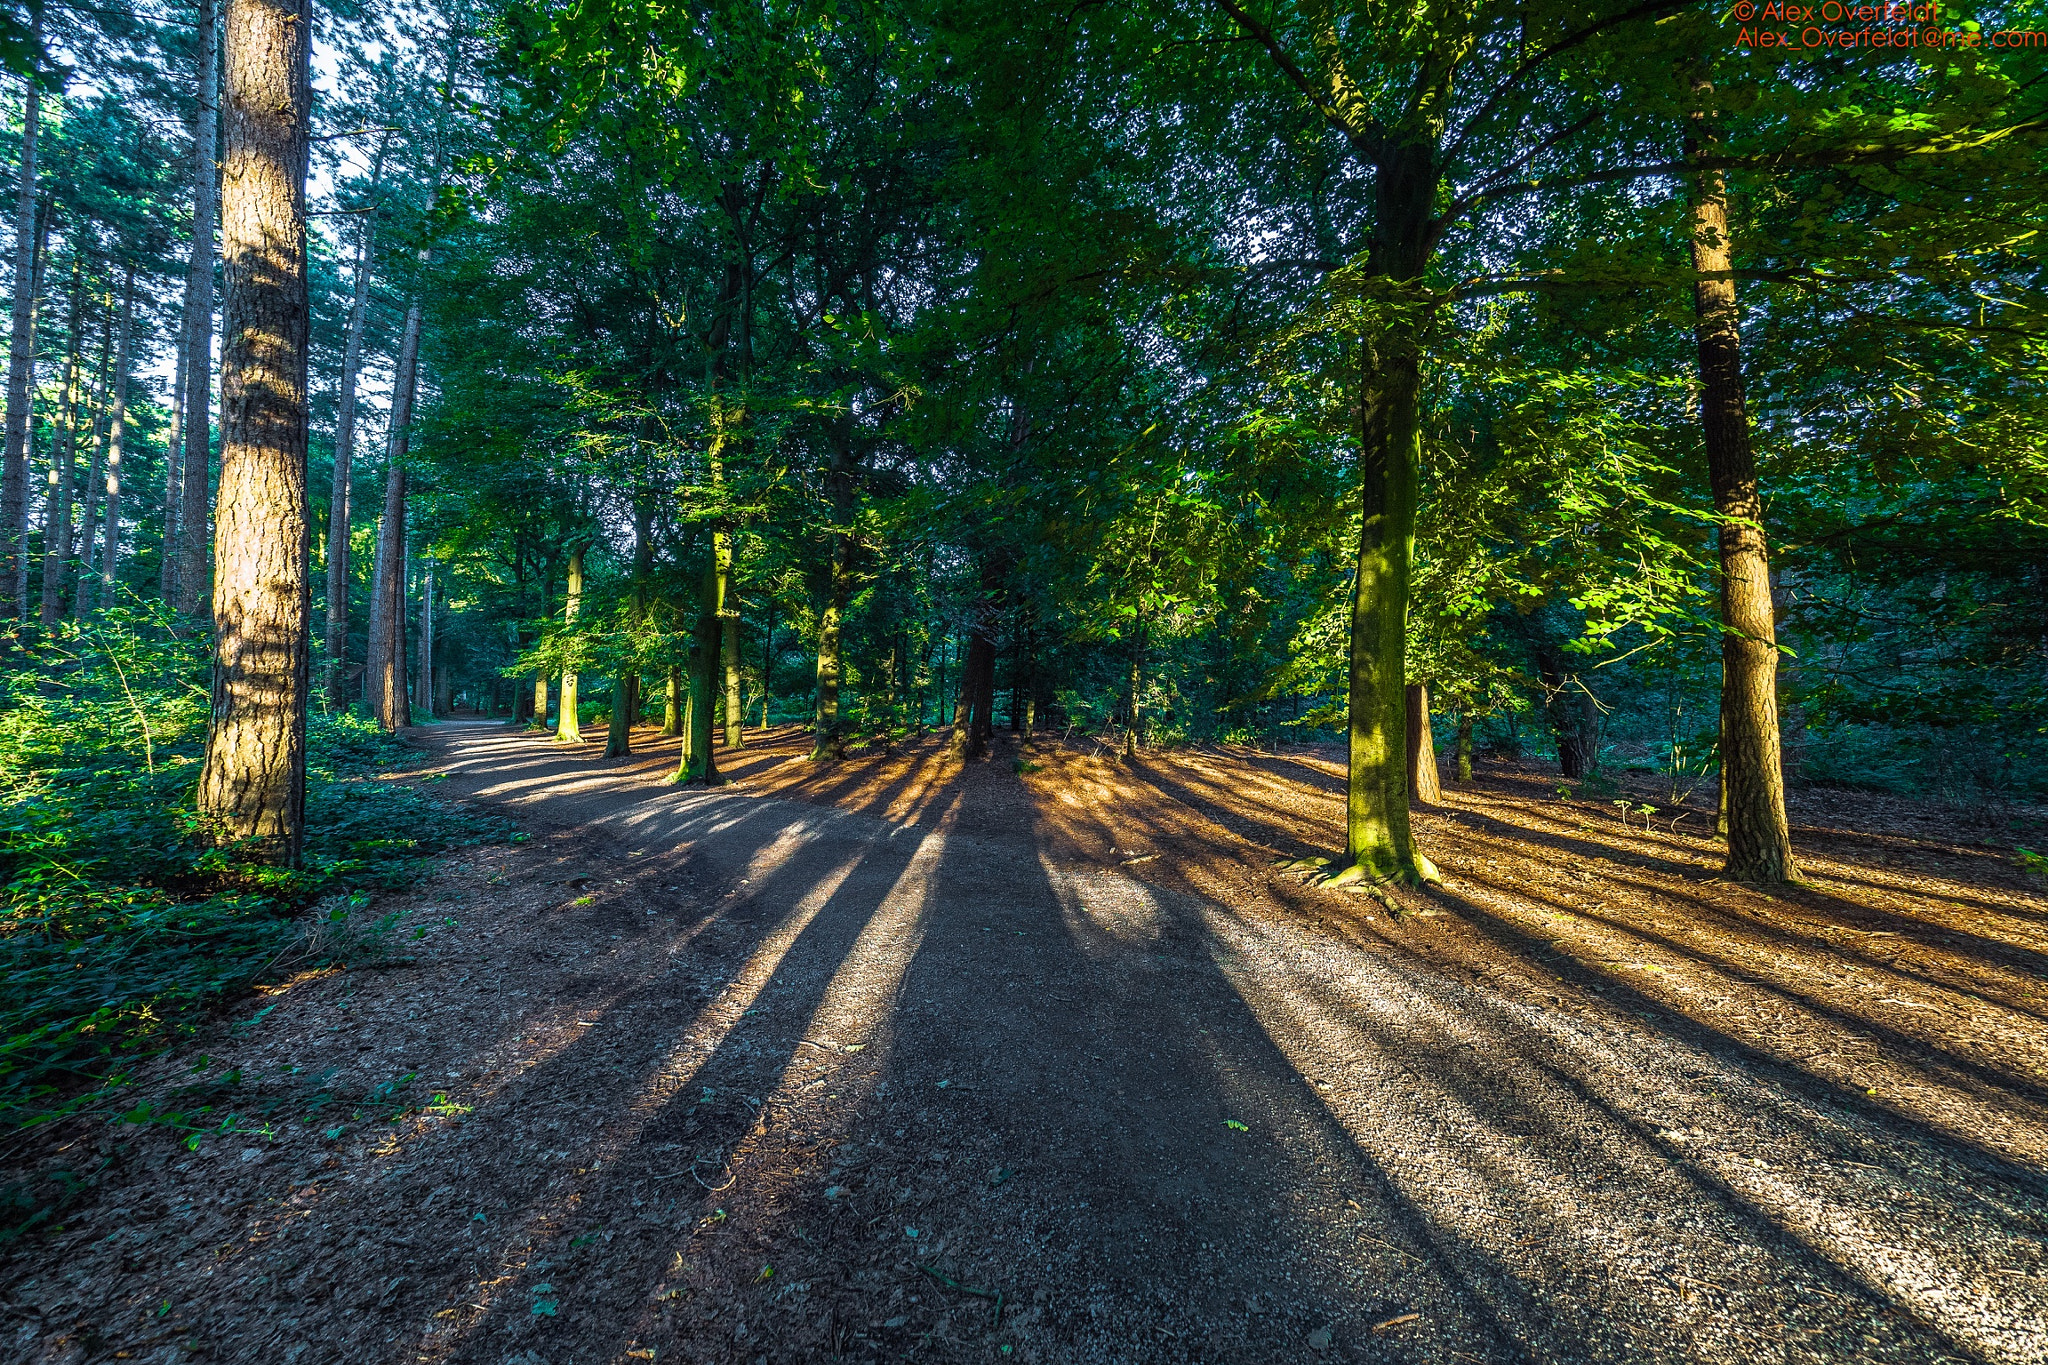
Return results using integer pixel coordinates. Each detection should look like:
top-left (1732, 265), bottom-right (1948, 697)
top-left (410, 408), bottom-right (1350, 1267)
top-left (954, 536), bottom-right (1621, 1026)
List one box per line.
top-left (196, 0), bottom-right (312, 860)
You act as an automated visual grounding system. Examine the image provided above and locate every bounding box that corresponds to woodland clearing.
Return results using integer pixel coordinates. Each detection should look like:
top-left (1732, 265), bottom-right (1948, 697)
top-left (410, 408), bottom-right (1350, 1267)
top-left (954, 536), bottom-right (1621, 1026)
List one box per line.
top-left (4, 720), bottom-right (2044, 1365)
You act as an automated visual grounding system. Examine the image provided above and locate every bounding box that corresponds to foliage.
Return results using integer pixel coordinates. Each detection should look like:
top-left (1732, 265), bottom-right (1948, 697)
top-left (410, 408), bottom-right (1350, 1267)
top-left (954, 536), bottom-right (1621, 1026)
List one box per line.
top-left (0, 604), bottom-right (511, 1134)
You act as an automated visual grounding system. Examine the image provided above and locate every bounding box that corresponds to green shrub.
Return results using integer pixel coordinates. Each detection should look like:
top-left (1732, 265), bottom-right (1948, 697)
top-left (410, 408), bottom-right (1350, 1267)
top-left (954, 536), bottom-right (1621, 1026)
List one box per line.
top-left (0, 603), bottom-right (511, 1133)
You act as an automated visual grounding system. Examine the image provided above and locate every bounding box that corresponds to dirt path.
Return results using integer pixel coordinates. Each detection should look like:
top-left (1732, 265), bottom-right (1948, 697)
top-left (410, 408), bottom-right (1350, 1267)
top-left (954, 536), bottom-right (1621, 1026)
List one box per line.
top-left (8, 721), bottom-right (2047, 1364)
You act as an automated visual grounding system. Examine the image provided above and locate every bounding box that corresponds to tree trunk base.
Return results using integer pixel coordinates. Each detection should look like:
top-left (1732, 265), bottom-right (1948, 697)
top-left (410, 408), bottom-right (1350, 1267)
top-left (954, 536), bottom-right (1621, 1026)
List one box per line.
top-left (1321, 849), bottom-right (1440, 889)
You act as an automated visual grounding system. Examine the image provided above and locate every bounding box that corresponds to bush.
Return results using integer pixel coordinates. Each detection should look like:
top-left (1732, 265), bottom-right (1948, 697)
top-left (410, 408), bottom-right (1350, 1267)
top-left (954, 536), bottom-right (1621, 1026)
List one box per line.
top-left (0, 603), bottom-right (511, 1133)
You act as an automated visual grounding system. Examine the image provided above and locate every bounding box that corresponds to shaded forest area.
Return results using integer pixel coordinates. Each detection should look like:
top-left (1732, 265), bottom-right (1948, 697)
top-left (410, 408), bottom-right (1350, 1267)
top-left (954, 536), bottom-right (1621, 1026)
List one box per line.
top-left (0, 0), bottom-right (2044, 1356)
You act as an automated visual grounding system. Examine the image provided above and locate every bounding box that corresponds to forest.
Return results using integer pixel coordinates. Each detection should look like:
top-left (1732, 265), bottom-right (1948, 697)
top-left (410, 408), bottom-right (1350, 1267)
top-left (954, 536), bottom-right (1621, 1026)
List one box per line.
top-left (0, 0), bottom-right (2044, 1359)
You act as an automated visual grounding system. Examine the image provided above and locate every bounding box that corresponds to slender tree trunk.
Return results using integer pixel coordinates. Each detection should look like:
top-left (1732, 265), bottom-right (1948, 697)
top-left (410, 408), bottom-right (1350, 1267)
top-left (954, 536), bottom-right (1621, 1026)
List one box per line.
top-left (606, 498), bottom-right (652, 757)
top-left (73, 283), bottom-right (118, 612)
top-left (160, 319), bottom-right (187, 602)
top-left (533, 671), bottom-right (547, 728)
top-left (0, 19), bottom-right (40, 620)
top-left (38, 256), bottom-right (84, 626)
top-left (97, 268), bottom-right (135, 598)
top-left (721, 614), bottom-right (744, 748)
top-left (1123, 619), bottom-right (1141, 760)
top-left (414, 553), bottom-right (433, 718)
top-left (325, 213), bottom-right (373, 709)
top-left (1689, 87), bottom-right (1798, 883)
top-left (810, 447), bottom-right (852, 760)
top-left (557, 544), bottom-right (583, 742)
top-left (679, 548), bottom-right (726, 785)
top-left (364, 296), bottom-right (420, 730)
top-left (662, 664), bottom-right (681, 737)
top-left (197, 0), bottom-right (311, 861)
top-left (760, 609), bottom-right (772, 728)
top-left (175, 0), bottom-right (222, 615)
top-left (1454, 712), bottom-right (1474, 782)
top-left (1406, 682), bottom-right (1442, 805)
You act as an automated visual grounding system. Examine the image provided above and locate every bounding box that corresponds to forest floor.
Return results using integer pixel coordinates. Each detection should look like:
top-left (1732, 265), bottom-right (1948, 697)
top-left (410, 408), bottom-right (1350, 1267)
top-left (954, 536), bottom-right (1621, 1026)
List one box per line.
top-left (6, 721), bottom-right (2048, 1365)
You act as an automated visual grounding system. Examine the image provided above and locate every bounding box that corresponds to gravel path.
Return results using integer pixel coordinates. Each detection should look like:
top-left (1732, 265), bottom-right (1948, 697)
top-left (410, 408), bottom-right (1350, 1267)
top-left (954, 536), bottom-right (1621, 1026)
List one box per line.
top-left (8, 721), bottom-right (2042, 1365)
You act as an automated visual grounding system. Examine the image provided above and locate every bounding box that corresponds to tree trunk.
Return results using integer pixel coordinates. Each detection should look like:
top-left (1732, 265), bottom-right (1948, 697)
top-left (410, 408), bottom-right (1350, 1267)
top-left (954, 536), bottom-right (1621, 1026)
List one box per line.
top-left (175, 0), bottom-right (222, 615)
top-left (325, 212), bottom-right (373, 709)
top-left (414, 553), bottom-right (433, 718)
top-left (721, 613), bottom-right (744, 748)
top-left (662, 664), bottom-right (681, 736)
top-left (1454, 712), bottom-right (1474, 782)
top-left (73, 281), bottom-right (118, 615)
top-left (196, 0), bottom-right (311, 862)
top-left (1689, 87), bottom-right (1798, 883)
top-left (38, 255), bottom-right (84, 626)
top-left (0, 20), bottom-right (39, 620)
top-left (97, 268), bottom-right (135, 598)
top-left (160, 315), bottom-right (187, 602)
top-left (557, 544), bottom-right (583, 742)
top-left (1406, 682), bottom-right (1442, 805)
top-left (1123, 619), bottom-right (1141, 760)
top-left (679, 546), bottom-right (726, 785)
top-left (809, 447), bottom-right (851, 760)
top-left (760, 609), bottom-right (772, 728)
top-left (533, 671), bottom-right (548, 728)
top-left (364, 296), bottom-right (420, 729)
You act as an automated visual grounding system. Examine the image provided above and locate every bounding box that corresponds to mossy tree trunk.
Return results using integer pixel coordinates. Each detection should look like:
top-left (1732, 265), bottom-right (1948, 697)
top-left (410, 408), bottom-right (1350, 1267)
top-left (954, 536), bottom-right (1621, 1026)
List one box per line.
top-left (556, 544), bottom-right (583, 743)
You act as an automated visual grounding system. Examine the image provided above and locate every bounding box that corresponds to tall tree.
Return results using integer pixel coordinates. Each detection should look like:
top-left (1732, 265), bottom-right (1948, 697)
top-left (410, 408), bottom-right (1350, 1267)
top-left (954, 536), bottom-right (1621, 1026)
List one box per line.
top-left (175, 0), bottom-right (222, 614)
top-left (197, 0), bottom-right (313, 860)
top-left (324, 196), bottom-right (377, 708)
top-left (364, 296), bottom-right (421, 730)
top-left (0, 13), bottom-right (41, 619)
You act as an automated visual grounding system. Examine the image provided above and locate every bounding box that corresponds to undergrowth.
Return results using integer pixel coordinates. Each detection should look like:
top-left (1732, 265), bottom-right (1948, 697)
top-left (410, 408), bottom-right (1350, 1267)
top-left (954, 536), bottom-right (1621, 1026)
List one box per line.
top-left (0, 600), bottom-right (512, 1135)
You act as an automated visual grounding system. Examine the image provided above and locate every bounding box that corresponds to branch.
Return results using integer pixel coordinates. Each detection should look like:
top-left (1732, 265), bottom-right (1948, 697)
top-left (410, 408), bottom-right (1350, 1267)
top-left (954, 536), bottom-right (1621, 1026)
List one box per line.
top-left (1444, 0), bottom-right (1692, 166)
top-left (1210, 0), bottom-right (1385, 160)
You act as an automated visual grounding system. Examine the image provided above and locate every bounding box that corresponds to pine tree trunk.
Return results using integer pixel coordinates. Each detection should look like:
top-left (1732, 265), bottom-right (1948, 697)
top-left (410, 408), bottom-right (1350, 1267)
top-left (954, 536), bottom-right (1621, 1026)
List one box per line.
top-left (364, 297), bottom-right (420, 730)
top-left (196, 0), bottom-right (311, 862)
top-left (325, 214), bottom-right (373, 709)
top-left (73, 283), bottom-right (117, 615)
top-left (175, 0), bottom-right (222, 615)
top-left (557, 544), bottom-right (583, 742)
top-left (159, 319), bottom-right (186, 602)
top-left (38, 257), bottom-right (84, 626)
top-left (1406, 682), bottom-right (1443, 805)
top-left (1689, 88), bottom-right (1798, 883)
top-left (414, 554), bottom-right (433, 718)
top-left (0, 21), bottom-right (39, 621)
top-left (97, 268), bottom-right (135, 597)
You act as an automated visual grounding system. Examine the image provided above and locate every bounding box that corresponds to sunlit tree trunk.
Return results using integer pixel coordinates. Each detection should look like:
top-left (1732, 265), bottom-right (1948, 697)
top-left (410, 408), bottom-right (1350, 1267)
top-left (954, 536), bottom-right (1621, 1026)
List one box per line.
top-left (1689, 86), bottom-right (1798, 884)
top-left (1406, 682), bottom-right (1442, 805)
top-left (197, 0), bottom-right (311, 862)
top-left (38, 254), bottom-right (84, 627)
top-left (175, 0), bottom-right (222, 616)
top-left (0, 16), bottom-right (40, 621)
top-left (533, 672), bottom-right (547, 728)
top-left (364, 296), bottom-right (420, 729)
top-left (96, 268), bottom-right (135, 598)
top-left (1454, 712), bottom-right (1473, 782)
top-left (557, 544), bottom-right (583, 742)
top-left (721, 615), bottom-right (744, 748)
top-left (662, 664), bottom-right (680, 736)
top-left (325, 210), bottom-right (374, 709)
top-left (810, 443), bottom-right (852, 760)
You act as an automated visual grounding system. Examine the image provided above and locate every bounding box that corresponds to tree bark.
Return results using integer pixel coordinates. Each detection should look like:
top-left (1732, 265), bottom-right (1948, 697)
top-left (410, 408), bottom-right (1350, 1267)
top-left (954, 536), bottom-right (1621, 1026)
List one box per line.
top-left (1688, 86), bottom-right (1798, 883)
top-left (96, 267), bottom-right (135, 598)
top-left (364, 296), bottom-right (420, 729)
top-left (73, 276), bottom-right (120, 616)
top-left (533, 671), bottom-right (547, 728)
top-left (197, 0), bottom-right (311, 862)
top-left (414, 553), bottom-right (434, 718)
top-left (679, 544), bottom-right (726, 784)
top-left (721, 613), bottom-right (744, 748)
top-left (38, 253), bottom-right (84, 626)
top-left (1454, 712), bottom-right (1474, 782)
top-left (175, 0), bottom-right (222, 615)
top-left (809, 443), bottom-right (852, 760)
top-left (662, 664), bottom-right (681, 736)
top-left (159, 316), bottom-right (187, 602)
top-left (0, 18), bottom-right (39, 620)
top-left (1406, 683), bottom-right (1442, 805)
top-left (557, 544), bottom-right (583, 742)
top-left (325, 211), bottom-right (373, 709)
